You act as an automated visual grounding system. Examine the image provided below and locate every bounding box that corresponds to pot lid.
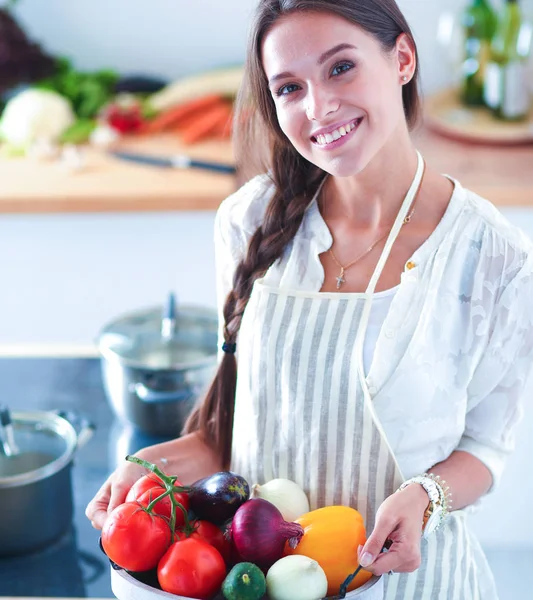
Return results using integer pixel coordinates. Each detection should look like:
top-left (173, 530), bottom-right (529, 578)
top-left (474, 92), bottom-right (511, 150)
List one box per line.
top-left (98, 293), bottom-right (218, 370)
top-left (0, 411), bottom-right (77, 486)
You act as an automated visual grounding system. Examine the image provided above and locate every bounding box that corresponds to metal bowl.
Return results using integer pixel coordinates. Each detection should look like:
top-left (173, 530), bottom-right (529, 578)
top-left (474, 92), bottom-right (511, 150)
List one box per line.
top-left (111, 566), bottom-right (384, 600)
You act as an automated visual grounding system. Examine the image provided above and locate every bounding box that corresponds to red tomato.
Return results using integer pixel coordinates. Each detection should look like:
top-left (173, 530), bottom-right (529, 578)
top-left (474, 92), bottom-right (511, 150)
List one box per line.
top-left (101, 502), bottom-right (171, 571)
top-left (175, 520), bottom-right (231, 563)
top-left (126, 474), bottom-right (189, 526)
top-left (157, 537), bottom-right (227, 599)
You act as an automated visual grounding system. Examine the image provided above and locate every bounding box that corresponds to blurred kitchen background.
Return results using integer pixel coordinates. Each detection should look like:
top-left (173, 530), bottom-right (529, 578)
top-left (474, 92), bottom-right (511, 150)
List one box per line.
top-left (0, 0), bottom-right (532, 598)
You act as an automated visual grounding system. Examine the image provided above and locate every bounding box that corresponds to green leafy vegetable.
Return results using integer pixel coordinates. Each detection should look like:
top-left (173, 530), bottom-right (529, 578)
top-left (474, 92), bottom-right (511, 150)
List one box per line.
top-left (37, 57), bottom-right (118, 119)
top-left (60, 118), bottom-right (96, 144)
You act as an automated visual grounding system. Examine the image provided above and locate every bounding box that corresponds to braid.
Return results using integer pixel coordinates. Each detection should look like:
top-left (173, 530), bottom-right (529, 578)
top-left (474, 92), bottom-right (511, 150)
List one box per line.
top-left (183, 143), bottom-right (323, 468)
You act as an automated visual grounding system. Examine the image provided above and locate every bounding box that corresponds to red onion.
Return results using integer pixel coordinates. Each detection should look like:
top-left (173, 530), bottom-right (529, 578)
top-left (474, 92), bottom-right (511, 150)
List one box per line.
top-left (229, 498), bottom-right (304, 570)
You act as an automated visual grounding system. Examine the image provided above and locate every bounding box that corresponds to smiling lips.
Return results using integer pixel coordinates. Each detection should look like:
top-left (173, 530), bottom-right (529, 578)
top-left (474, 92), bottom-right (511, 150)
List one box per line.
top-left (312, 117), bottom-right (363, 146)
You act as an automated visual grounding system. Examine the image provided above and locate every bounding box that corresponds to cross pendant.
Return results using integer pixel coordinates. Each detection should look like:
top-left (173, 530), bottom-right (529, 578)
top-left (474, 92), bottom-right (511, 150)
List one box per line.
top-left (336, 269), bottom-right (346, 290)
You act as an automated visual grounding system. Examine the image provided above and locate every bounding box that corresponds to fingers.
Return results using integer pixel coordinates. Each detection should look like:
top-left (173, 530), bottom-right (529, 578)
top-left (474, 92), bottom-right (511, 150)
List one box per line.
top-left (359, 513), bottom-right (397, 568)
top-left (363, 541), bottom-right (422, 576)
top-left (85, 480), bottom-right (112, 530)
top-left (108, 479), bottom-right (132, 514)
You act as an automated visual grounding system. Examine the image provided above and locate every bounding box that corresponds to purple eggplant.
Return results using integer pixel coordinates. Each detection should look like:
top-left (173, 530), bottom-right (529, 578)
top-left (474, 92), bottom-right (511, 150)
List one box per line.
top-left (189, 471), bottom-right (250, 525)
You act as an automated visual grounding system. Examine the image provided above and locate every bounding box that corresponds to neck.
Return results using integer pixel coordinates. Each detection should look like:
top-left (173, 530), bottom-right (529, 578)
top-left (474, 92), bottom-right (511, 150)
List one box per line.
top-left (321, 127), bottom-right (420, 231)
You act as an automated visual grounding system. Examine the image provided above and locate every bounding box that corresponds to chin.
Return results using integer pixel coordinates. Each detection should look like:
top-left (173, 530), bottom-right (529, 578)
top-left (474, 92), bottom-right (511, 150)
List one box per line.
top-left (313, 146), bottom-right (372, 178)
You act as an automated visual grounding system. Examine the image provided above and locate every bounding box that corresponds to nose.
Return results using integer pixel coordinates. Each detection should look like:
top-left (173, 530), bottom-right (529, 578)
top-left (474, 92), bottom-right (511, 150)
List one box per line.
top-left (305, 84), bottom-right (339, 121)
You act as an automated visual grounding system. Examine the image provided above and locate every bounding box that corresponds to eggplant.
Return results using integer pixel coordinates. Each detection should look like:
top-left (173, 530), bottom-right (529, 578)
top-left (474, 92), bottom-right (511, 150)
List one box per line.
top-left (189, 471), bottom-right (250, 525)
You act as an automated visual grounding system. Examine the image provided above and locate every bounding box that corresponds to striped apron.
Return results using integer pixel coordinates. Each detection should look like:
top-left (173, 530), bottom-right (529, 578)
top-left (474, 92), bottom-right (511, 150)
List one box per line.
top-left (230, 153), bottom-right (497, 600)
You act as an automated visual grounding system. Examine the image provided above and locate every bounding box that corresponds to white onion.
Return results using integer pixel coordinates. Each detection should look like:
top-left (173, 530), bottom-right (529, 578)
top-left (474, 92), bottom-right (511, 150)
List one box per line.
top-left (251, 478), bottom-right (310, 522)
top-left (266, 555), bottom-right (328, 600)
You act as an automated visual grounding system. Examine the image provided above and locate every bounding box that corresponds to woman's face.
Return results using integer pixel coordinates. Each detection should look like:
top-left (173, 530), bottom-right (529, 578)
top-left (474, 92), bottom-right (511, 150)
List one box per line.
top-left (261, 11), bottom-right (413, 177)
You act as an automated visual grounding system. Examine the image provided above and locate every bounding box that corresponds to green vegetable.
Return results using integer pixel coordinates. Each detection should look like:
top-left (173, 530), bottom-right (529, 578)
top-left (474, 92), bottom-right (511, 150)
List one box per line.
top-left (37, 57), bottom-right (118, 119)
top-left (59, 118), bottom-right (96, 144)
top-left (222, 562), bottom-right (266, 600)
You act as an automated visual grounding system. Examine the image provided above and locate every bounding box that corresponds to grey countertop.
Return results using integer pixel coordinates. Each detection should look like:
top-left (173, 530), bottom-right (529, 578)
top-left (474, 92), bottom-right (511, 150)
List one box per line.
top-left (0, 357), bottom-right (171, 598)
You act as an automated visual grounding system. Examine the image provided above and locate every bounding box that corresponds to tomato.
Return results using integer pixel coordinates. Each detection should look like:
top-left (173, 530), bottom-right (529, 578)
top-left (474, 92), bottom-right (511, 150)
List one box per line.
top-left (101, 502), bottom-right (171, 571)
top-left (126, 473), bottom-right (189, 526)
top-left (175, 520), bottom-right (231, 563)
top-left (157, 537), bottom-right (227, 599)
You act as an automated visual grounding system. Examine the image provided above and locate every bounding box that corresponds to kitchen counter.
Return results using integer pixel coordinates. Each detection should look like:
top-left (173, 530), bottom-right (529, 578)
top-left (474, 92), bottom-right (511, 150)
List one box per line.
top-left (0, 135), bottom-right (237, 214)
top-left (0, 357), bottom-right (173, 598)
top-left (0, 125), bottom-right (532, 214)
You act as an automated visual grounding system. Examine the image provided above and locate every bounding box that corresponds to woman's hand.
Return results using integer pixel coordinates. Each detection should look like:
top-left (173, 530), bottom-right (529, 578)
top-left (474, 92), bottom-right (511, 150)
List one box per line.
top-left (85, 432), bottom-right (222, 530)
top-left (357, 484), bottom-right (429, 576)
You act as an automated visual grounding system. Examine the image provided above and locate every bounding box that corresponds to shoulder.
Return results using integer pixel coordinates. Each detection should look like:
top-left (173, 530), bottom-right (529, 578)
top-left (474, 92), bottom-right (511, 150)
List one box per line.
top-left (460, 184), bottom-right (533, 255)
top-left (216, 173), bottom-right (275, 237)
top-left (452, 181), bottom-right (533, 279)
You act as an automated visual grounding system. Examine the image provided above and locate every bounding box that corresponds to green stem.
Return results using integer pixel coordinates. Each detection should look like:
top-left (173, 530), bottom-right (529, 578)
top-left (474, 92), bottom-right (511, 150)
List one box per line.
top-left (146, 487), bottom-right (173, 512)
top-left (126, 455), bottom-right (192, 493)
top-left (126, 454), bottom-right (193, 543)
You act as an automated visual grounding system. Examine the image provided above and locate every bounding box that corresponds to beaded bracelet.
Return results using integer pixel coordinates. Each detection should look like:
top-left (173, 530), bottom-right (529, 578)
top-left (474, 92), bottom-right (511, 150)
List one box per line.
top-left (423, 471), bottom-right (453, 523)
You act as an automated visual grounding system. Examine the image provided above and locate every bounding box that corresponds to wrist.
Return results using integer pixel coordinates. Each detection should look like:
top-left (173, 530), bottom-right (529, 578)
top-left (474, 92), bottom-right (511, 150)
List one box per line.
top-left (396, 473), bottom-right (451, 539)
top-left (399, 481), bottom-right (431, 514)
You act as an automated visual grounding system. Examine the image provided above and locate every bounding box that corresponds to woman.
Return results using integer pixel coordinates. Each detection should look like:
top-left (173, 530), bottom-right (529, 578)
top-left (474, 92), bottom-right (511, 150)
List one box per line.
top-left (86, 1), bottom-right (533, 598)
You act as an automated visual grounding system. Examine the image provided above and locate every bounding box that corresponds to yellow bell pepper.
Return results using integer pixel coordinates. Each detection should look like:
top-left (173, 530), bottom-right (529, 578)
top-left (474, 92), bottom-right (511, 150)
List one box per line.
top-left (284, 505), bottom-right (372, 595)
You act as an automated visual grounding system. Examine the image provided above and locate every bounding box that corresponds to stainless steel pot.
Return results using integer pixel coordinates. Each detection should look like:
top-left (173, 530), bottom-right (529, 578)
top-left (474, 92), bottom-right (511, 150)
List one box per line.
top-left (0, 410), bottom-right (94, 556)
top-left (97, 295), bottom-right (218, 436)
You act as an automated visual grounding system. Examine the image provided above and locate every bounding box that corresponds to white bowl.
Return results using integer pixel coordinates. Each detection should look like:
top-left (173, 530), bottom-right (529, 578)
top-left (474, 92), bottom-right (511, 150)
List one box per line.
top-left (111, 566), bottom-right (384, 600)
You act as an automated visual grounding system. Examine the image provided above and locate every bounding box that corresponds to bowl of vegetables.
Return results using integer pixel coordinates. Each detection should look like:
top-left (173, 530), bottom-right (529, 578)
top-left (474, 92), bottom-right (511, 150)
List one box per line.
top-left (101, 456), bottom-right (383, 600)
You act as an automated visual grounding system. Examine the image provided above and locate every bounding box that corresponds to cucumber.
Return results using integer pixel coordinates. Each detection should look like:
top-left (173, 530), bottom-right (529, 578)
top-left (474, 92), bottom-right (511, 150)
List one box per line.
top-left (222, 562), bottom-right (266, 600)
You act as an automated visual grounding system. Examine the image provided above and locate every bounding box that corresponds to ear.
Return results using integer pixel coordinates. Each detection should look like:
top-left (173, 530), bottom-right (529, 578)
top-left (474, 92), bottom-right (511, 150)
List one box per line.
top-left (395, 33), bottom-right (417, 82)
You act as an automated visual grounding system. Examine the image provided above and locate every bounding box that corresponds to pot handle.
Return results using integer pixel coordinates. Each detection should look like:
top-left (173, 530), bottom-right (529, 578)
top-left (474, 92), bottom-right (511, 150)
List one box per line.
top-left (132, 382), bottom-right (200, 404)
top-left (55, 410), bottom-right (96, 450)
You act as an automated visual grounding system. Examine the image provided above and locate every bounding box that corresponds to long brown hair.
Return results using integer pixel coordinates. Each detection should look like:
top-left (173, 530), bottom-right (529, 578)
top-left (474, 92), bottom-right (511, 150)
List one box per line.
top-left (183, 0), bottom-right (422, 468)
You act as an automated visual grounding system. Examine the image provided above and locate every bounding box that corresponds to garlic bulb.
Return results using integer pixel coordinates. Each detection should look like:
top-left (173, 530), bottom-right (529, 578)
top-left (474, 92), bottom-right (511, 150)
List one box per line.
top-left (251, 478), bottom-right (310, 522)
top-left (266, 555), bottom-right (328, 600)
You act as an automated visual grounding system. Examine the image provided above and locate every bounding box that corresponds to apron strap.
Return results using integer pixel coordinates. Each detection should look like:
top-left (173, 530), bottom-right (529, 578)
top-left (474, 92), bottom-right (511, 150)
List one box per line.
top-left (365, 151), bottom-right (425, 296)
top-left (354, 151), bottom-right (425, 484)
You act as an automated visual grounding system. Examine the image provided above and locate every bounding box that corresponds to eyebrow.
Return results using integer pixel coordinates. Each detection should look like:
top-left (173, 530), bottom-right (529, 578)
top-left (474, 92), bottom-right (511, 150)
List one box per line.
top-left (268, 43), bottom-right (357, 85)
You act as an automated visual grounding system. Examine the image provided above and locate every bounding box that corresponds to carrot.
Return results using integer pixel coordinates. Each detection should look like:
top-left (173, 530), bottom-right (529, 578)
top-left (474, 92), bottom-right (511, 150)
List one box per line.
top-left (140, 94), bottom-right (224, 134)
top-left (180, 102), bottom-right (234, 145)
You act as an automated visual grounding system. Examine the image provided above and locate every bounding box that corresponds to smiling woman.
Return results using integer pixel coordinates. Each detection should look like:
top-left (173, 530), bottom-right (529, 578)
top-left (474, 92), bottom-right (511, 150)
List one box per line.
top-left (85, 3), bottom-right (533, 600)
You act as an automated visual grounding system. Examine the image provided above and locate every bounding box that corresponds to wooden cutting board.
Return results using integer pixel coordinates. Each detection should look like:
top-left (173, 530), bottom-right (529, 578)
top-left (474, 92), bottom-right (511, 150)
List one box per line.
top-left (0, 133), bottom-right (237, 214)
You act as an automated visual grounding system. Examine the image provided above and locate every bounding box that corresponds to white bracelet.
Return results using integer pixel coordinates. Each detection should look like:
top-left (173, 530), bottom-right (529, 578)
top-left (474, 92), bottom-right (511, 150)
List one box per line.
top-left (396, 473), bottom-right (452, 537)
top-left (423, 472), bottom-right (452, 516)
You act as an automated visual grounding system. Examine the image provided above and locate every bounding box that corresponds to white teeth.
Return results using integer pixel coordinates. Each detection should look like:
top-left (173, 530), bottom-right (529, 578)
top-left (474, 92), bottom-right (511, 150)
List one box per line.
top-left (315, 118), bottom-right (361, 145)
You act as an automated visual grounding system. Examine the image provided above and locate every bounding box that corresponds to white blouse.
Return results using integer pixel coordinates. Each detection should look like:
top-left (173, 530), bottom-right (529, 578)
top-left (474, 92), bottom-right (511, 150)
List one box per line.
top-left (214, 172), bottom-right (533, 506)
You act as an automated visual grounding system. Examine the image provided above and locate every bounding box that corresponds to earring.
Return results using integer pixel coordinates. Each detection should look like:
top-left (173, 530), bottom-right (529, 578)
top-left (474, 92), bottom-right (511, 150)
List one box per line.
top-left (402, 76), bottom-right (408, 82)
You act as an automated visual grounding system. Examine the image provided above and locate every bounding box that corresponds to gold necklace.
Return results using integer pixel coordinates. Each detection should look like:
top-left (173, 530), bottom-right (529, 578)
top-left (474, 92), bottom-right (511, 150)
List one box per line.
top-left (324, 167), bottom-right (425, 290)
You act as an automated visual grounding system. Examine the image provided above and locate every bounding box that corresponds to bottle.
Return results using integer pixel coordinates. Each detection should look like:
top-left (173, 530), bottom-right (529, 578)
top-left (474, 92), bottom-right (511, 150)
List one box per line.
top-left (484, 0), bottom-right (532, 121)
top-left (461, 0), bottom-right (498, 106)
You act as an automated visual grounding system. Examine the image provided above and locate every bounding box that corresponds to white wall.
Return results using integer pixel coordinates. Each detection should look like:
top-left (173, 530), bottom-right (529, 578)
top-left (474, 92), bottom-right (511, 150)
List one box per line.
top-left (0, 210), bottom-right (218, 344)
